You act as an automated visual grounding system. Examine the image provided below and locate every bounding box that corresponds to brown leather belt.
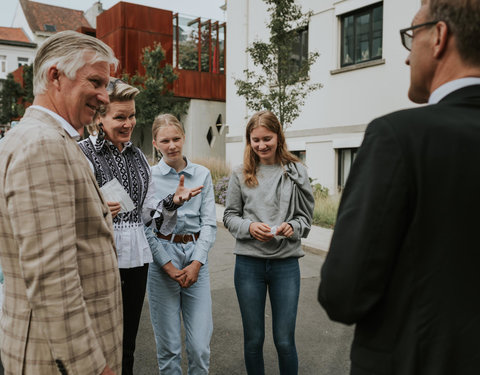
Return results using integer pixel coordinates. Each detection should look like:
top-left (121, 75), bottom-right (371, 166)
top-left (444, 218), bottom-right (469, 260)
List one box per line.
top-left (156, 232), bottom-right (200, 244)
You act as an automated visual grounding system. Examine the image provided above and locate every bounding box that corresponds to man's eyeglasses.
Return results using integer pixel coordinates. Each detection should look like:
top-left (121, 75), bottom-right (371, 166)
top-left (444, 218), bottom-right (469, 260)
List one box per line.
top-left (107, 78), bottom-right (125, 92)
top-left (399, 21), bottom-right (439, 51)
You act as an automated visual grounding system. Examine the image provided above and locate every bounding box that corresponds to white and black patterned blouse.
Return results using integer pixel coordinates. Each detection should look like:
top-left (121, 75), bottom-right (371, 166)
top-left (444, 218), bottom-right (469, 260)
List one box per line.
top-left (79, 135), bottom-right (178, 268)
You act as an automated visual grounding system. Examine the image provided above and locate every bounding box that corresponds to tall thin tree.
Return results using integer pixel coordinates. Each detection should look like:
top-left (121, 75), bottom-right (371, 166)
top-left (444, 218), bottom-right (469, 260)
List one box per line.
top-left (235, 0), bottom-right (322, 129)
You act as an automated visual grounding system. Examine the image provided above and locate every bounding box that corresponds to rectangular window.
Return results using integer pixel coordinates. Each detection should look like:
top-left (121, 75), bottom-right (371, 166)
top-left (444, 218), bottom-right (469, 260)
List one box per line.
top-left (337, 147), bottom-right (358, 191)
top-left (290, 27), bottom-right (309, 73)
top-left (173, 14), bottom-right (226, 74)
top-left (44, 24), bottom-right (56, 32)
top-left (291, 150), bottom-right (306, 163)
top-left (0, 55), bottom-right (6, 73)
top-left (341, 3), bottom-right (383, 67)
top-left (17, 57), bottom-right (29, 67)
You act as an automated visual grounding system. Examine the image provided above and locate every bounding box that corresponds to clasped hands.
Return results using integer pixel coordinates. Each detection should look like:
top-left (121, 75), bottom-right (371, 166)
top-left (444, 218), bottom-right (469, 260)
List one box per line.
top-left (162, 260), bottom-right (202, 288)
top-left (249, 222), bottom-right (294, 242)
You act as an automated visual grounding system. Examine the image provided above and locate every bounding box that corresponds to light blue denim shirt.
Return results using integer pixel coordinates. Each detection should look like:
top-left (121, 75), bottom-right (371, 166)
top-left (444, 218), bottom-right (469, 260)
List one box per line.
top-left (145, 157), bottom-right (217, 265)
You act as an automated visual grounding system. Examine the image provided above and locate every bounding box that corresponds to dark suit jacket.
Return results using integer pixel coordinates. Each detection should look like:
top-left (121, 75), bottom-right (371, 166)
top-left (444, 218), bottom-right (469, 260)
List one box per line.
top-left (318, 85), bottom-right (480, 375)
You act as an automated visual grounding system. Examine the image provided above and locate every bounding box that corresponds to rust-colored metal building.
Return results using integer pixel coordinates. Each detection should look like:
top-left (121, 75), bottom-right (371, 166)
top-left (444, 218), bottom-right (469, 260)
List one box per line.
top-left (96, 1), bottom-right (226, 102)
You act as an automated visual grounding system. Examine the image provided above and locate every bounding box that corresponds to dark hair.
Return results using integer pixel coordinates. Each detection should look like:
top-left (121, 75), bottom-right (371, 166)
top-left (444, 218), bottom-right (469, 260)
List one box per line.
top-left (428, 0), bottom-right (480, 65)
top-left (243, 110), bottom-right (299, 187)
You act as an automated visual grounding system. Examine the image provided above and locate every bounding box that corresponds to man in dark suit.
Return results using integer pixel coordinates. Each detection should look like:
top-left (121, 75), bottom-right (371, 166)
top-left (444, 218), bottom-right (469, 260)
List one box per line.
top-left (318, 0), bottom-right (480, 374)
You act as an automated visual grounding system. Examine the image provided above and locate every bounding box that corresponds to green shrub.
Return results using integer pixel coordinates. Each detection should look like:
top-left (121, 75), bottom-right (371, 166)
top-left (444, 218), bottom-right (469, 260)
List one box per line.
top-left (214, 176), bottom-right (230, 205)
top-left (312, 192), bottom-right (340, 229)
top-left (191, 157), bottom-right (231, 205)
top-left (308, 180), bottom-right (340, 228)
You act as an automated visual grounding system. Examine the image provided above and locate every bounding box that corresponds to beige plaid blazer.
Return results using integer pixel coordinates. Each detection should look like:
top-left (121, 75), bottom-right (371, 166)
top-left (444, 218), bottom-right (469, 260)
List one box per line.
top-left (0, 108), bottom-right (123, 374)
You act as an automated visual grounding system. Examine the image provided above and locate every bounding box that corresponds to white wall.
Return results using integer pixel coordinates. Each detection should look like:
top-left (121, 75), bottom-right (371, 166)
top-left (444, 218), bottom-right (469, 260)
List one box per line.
top-left (0, 44), bottom-right (35, 79)
top-left (135, 99), bottom-right (226, 163)
top-left (183, 99), bottom-right (226, 161)
top-left (226, 0), bottom-right (421, 191)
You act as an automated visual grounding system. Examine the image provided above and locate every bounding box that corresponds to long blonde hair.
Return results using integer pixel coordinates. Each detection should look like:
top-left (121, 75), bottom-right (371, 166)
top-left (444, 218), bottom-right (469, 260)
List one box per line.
top-left (243, 110), bottom-right (299, 187)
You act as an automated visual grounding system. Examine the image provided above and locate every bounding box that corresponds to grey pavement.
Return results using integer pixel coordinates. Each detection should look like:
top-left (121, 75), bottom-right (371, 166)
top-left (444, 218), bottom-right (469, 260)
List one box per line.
top-left (134, 207), bottom-right (352, 374)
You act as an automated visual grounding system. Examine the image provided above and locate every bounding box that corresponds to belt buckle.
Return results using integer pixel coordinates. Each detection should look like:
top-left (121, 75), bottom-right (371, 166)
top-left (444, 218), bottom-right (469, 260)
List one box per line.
top-left (181, 234), bottom-right (190, 244)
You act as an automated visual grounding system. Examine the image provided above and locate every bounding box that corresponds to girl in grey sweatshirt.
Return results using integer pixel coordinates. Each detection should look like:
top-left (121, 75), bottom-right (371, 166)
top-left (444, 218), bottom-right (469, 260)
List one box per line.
top-left (223, 110), bottom-right (314, 375)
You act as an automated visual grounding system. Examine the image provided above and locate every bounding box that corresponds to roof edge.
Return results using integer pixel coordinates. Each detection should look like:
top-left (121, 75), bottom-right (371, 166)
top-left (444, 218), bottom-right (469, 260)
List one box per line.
top-left (0, 39), bottom-right (37, 48)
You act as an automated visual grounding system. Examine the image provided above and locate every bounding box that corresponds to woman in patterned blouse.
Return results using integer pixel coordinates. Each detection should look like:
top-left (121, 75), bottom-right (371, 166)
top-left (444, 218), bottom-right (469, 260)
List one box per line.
top-left (79, 78), bottom-right (202, 375)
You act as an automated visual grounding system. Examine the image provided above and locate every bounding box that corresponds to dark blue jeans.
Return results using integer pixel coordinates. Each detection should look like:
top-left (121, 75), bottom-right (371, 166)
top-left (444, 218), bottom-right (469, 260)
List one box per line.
top-left (234, 255), bottom-right (300, 375)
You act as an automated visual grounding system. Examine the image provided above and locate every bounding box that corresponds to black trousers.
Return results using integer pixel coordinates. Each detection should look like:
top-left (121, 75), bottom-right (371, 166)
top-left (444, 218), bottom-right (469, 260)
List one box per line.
top-left (120, 264), bottom-right (149, 375)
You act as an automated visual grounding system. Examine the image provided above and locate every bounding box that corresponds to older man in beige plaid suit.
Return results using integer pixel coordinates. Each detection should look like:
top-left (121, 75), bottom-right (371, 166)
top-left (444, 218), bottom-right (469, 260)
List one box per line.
top-left (0, 31), bottom-right (122, 374)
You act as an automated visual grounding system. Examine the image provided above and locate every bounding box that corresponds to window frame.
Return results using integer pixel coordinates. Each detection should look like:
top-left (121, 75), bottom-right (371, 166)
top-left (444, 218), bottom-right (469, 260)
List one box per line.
top-left (17, 57), bottom-right (29, 68)
top-left (340, 2), bottom-right (383, 68)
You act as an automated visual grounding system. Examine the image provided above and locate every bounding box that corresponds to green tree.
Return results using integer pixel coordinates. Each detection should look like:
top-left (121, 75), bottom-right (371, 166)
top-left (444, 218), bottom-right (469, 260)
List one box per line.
top-left (126, 42), bottom-right (188, 147)
top-left (234, 0), bottom-right (322, 129)
top-left (22, 64), bottom-right (34, 104)
top-left (0, 73), bottom-right (25, 124)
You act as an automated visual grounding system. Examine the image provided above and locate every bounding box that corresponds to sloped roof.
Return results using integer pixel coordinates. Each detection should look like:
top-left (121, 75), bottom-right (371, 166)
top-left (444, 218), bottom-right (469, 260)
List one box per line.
top-left (20, 0), bottom-right (91, 34)
top-left (0, 27), bottom-right (32, 43)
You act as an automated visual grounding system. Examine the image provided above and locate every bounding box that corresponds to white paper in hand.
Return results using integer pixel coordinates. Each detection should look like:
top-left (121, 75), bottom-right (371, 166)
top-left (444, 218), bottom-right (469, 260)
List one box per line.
top-left (100, 178), bottom-right (135, 213)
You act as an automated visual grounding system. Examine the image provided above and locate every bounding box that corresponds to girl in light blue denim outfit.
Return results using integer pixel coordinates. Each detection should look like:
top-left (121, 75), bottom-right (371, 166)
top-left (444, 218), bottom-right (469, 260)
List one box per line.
top-left (145, 114), bottom-right (216, 374)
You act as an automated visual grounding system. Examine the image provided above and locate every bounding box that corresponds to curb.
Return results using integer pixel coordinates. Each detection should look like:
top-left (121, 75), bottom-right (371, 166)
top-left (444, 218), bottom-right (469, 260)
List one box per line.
top-left (301, 244), bottom-right (328, 258)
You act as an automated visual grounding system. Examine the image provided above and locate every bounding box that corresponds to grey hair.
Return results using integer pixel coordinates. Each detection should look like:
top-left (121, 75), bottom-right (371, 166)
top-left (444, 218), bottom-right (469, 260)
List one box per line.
top-left (33, 30), bottom-right (118, 96)
top-left (87, 77), bottom-right (140, 135)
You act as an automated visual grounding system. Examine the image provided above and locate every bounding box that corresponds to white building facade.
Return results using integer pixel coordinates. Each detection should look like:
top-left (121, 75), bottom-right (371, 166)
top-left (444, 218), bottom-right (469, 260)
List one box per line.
top-left (0, 37), bottom-right (35, 80)
top-left (226, 0), bottom-right (420, 193)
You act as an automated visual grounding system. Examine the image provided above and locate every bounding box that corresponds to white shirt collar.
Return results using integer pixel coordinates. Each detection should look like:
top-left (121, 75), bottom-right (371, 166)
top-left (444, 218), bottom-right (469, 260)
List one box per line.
top-left (30, 105), bottom-right (81, 141)
top-left (428, 77), bottom-right (480, 104)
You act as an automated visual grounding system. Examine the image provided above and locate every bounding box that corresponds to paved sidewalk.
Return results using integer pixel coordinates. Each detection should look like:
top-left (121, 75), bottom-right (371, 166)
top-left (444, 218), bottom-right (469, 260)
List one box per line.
top-left (215, 204), bottom-right (332, 257)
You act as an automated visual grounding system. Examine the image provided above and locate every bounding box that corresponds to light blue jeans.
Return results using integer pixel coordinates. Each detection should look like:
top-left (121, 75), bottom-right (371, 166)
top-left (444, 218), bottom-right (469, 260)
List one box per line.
top-left (147, 240), bottom-right (213, 375)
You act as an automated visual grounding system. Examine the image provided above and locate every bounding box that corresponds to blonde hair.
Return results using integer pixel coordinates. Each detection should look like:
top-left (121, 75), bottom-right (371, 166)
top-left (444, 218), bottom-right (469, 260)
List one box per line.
top-left (86, 77), bottom-right (139, 135)
top-left (243, 110), bottom-right (299, 187)
top-left (152, 113), bottom-right (185, 140)
top-left (33, 30), bottom-right (117, 96)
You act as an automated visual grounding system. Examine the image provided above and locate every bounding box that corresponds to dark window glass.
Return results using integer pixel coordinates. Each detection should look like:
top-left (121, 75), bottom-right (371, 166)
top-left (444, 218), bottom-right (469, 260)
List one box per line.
top-left (342, 15), bottom-right (354, 64)
top-left (337, 148), bottom-right (358, 191)
top-left (290, 27), bottom-right (309, 73)
top-left (291, 150), bottom-right (306, 163)
top-left (44, 24), bottom-right (56, 32)
top-left (341, 3), bottom-right (383, 67)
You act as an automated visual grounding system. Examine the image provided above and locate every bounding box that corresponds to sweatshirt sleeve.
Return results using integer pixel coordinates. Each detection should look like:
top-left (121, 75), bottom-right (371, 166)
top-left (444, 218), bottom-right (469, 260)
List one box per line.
top-left (286, 162), bottom-right (315, 240)
top-left (223, 170), bottom-right (253, 240)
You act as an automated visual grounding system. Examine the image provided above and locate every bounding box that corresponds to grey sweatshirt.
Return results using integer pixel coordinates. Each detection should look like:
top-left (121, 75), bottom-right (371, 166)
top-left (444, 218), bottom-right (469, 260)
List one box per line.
top-left (223, 162), bottom-right (314, 259)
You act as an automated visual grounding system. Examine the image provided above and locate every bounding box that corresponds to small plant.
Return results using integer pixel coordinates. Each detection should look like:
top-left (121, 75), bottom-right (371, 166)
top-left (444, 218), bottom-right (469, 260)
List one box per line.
top-left (312, 193), bottom-right (340, 229)
top-left (312, 183), bottom-right (329, 199)
top-left (191, 157), bottom-right (231, 205)
top-left (308, 178), bottom-right (339, 228)
top-left (214, 176), bottom-right (230, 205)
